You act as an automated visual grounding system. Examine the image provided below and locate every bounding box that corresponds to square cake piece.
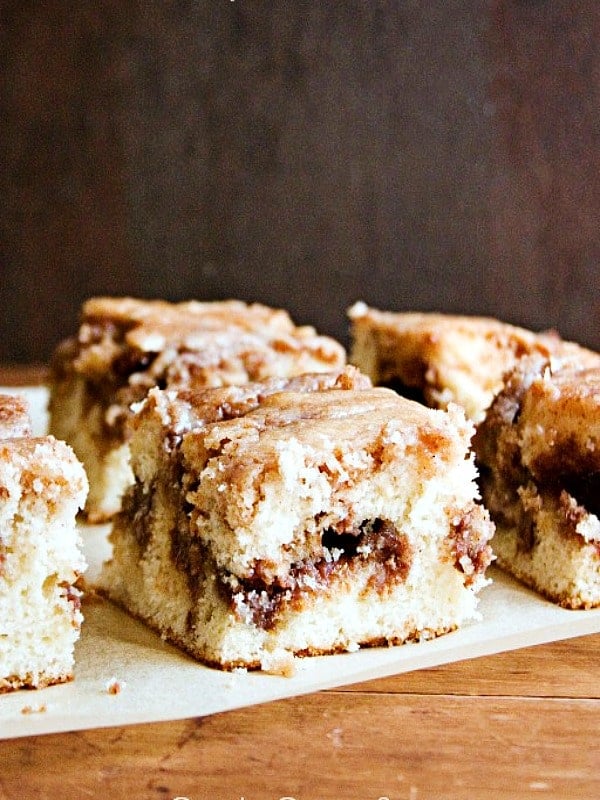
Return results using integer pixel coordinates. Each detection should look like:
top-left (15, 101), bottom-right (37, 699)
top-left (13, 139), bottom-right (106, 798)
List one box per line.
top-left (473, 357), bottom-right (600, 608)
top-left (99, 367), bottom-right (494, 671)
top-left (49, 297), bottom-right (346, 521)
top-left (0, 394), bottom-right (88, 692)
top-left (348, 302), bottom-right (600, 422)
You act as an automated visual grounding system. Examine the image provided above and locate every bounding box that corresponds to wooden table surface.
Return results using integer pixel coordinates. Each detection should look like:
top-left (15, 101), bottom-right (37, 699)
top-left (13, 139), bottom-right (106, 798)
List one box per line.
top-left (1, 366), bottom-right (599, 800)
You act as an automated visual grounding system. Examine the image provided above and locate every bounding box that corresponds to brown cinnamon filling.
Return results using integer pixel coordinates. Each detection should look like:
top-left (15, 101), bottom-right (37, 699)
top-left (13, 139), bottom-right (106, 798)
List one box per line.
top-left (556, 472), bottom-right (600, 519)
top-left (53, 319), bottom-right (163, 442)
top-left (448, 508), bottom-right (494, 581)
top-left (59, 581), bottom-right (82, 615)
top-left (222, 518), bottom-right (413, 630)
top-left (90, 349), bottom-right (162, 442)
top-left (171, 503), bottom-right (206, 585)
top-left (478, 446), bottom-right (600, 555)
top-left (557, 490), bottom-right (600, 556)
top-left (477, 461), bottom-right (537, 554)
top-left (121, 481), bottom-right (154, 552)
top-left (475, 362), bottom-right (600, 555)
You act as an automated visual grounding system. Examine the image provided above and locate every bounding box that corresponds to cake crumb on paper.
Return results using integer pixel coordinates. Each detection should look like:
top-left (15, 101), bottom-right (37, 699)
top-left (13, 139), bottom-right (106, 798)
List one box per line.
top-left (105, 677), bottom-right (126, 695)
top-left (260, 649), bottom-right (296, 678)
top-left (21, 704), bottom-right (47, 715)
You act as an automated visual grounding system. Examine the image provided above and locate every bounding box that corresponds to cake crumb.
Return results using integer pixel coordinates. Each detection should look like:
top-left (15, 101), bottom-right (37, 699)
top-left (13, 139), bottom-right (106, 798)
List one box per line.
top-left (21, 704), bottom-right (47, 715)
top-left (260, 650), bottom-right (296, 677)
top-left (105, 677), bottom-right (126, 695)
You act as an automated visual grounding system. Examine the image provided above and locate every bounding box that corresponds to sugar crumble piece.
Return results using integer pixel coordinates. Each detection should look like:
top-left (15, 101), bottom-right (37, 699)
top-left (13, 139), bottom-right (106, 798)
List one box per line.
top-left (105, 677), bottom-right (126, 695)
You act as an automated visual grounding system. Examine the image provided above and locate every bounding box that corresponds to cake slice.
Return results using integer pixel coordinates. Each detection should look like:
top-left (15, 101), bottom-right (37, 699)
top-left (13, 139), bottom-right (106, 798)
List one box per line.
top-left (0, 394), bottom-right (88, 692)
top-left (49, 297), bottom-right (346, 521)
top-left (348, 302), bottom-right (600, 422)
top-left (473, 357), bottom-right (600, 608)
top-left (99, 367), bottom-right (494, 671)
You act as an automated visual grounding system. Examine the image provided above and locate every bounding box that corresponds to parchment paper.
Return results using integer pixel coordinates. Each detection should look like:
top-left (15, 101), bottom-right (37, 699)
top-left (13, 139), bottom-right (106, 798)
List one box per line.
top-left (1, 387), bottom-right (599, 740)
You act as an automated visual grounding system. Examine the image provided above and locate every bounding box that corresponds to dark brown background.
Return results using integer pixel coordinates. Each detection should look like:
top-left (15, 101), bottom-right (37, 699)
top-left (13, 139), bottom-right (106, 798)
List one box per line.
top-left (1, 1), bottom-right (599, 364)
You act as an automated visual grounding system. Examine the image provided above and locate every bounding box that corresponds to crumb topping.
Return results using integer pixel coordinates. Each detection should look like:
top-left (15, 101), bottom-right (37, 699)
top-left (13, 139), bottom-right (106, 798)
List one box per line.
top-left (51, 297), bottom-right (347, 443)
top-left (348, 303), bottom-right (600, 421)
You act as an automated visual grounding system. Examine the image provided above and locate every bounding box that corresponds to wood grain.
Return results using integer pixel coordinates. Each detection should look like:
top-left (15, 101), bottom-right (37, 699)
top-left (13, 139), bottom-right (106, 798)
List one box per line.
top-left (2, 688), bottom-right (598, 800)
top-left (2, 2), bottom-right (600, 363)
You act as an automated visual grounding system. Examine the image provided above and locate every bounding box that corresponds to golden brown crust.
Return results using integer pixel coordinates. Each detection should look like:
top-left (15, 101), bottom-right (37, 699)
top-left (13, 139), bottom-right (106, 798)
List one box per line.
top-left (96, 588), bottom-right (458, 672)
top-left (81, 296), bottom-right (301, 343)
top-left (0, 435), bottom-right (87, 496)
top-left (0, 673), bottom-right (73, 694)
top-left (51, 297), bottom-right (346, 418)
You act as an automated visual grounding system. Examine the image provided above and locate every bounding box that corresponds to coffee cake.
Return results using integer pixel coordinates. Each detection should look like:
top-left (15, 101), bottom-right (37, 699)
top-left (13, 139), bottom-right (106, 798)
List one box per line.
top-left (99, 368), bottom-right (494, 671)
top-left (0, 394), bottom-right (87, 691)
top-left (348, 302), bottom-right (600, 422)
top-left (473, 357), bottom-right (600, 608)
top-left (49, 297), bottom-right (346, 521)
